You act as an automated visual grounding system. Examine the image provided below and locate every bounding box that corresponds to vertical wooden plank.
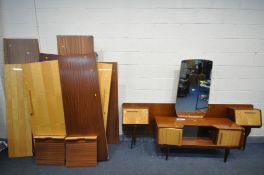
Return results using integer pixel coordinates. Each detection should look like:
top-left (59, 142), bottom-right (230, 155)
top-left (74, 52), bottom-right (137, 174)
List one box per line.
top-left (105, 62), bottom-right (119, 144)
top-left (24, 61), bottom-right (66, 136)
top-left (58, 55), bottom-right (108, 160)
top-left (57, 35), bottom-right (94, 56)
top-left (4, 64), bottom-right (33, 157)
top-left (4, 39), bottom-right (39, 64)
top-left (97, 63), bottom-right (112, 129)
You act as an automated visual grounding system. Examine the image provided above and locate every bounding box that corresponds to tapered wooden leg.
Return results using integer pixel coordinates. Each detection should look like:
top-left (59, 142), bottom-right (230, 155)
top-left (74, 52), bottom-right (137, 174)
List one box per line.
top-left (166, 145), bottom-right (169, 160)
top-left (224, 148), bottom-right (230, 162)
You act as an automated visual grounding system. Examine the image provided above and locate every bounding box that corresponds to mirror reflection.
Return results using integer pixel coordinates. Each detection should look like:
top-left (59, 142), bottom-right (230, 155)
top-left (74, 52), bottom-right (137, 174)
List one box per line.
top-left (176, 59), bottom-right (213, 116)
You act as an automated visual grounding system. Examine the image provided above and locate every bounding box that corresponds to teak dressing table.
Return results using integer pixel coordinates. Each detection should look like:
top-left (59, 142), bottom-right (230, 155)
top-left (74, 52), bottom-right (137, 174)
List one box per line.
top-left (155, 116), bottom-right (244, 162)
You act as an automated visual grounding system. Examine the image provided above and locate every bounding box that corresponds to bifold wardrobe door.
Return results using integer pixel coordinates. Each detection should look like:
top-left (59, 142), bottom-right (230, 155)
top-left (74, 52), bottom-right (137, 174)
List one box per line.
top-left (4, 39), bottom-right (39, 64)
top-left (24, 61), bottom-right (66, 136)
top-left (58, 55), bottom-right (108, 160)
top-left (4, 64), bottom-right (33, 157)
top-left (57, 35), bottom-right (94, 55)
top-left (97, 63), bottom-right (112, 129)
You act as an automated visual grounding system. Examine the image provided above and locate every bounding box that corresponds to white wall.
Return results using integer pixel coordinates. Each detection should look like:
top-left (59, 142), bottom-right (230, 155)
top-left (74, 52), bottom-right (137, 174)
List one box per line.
top-left (1, 0), bottom-right (264, 137)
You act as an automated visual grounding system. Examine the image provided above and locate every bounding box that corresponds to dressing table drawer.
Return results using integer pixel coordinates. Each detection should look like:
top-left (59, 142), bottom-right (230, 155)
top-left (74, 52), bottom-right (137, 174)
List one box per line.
top-left (122, 108), bottom-right (149, 124)
top-left (158, 128), bottom-right (182, 146)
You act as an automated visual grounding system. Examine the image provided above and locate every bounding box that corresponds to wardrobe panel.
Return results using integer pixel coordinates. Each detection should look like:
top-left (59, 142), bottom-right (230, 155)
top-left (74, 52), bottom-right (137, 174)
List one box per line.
top-left (97, 63), bottom-right (112, 129)
top-left (4, 64), bottom-right (33, 157)
top-left (57, 35), bottom-right (94, 56)
top-left (58, 55), bottom-right (108, 160)
top-left (24, 61), bottom-right (66, 136)
top-left (105, 62), bottom-right (119, 144)
top-left (4, 39), bottom-right (39, 64)
top-left (39, 53), bottom-right (59, 62)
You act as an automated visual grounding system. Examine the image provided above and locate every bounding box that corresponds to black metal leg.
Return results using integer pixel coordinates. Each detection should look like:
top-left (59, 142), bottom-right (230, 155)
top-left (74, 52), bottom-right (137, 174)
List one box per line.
top-left (166, 145), bottom-right (169, 160)
top-left (243, 127), bottom-right (251, 150)
top-left (131, 125), bottom-right (136, 149)
top-left (224, 148), bottom-right (230, 162)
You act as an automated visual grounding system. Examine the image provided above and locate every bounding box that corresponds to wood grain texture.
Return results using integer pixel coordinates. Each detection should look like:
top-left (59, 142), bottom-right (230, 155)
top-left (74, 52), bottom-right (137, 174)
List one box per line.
top-left (24, 61), bottom-right (66, 136)
top-left (158, 128), bottom-right (182, 146)
top-left (216, 130), bottom-right (242, 146)
top-left (66, 139), bottom-right (97, 167)
top-left (97, 63), bottom-right (112, 129)
top-left (4, 64), bottom-right (33, 157)
top-left (35, 138), bottom-right (65, 165)
top-left (39, 53), bottom-right (59, 62)
top-left (123, 108), bottom-right (149, 124)
top-left (58, 54), bottom-right (108, 160)
top-left (4, 38), bottom-right (39, 64)
top-left (205, 104), bottom-right (253, 118)
top-left (105, 62), bottom-right (119, 144)
top-left (57, 35), bottom-right (94, 56)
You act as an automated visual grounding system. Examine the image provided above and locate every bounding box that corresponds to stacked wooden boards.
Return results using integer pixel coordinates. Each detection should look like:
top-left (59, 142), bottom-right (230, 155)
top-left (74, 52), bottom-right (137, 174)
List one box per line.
top-left (4, 36), bottom-right (119, 165)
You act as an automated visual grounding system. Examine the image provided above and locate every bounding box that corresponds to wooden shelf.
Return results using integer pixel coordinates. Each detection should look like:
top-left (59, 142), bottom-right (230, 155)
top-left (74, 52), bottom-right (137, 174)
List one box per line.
top-left (182, 137), bottom-right (216, 147)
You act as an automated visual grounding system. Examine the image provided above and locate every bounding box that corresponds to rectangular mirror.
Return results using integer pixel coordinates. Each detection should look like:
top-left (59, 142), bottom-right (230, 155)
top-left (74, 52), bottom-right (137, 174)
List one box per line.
top-left (176, 59), bottom-right (213, 117)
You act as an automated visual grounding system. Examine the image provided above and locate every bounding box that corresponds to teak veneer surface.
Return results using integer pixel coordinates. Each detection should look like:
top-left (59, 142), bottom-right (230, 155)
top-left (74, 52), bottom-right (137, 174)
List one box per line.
top-left (4, 64), bottom-right (33, 157)
top-left (105, 62), bottom-right (119, 144)
top-left (4, 39), bottom-right (39, 64)
top-left (39, 53), bottom-right (59, 62)
top-left (57, 35), bottom-right (94, 55)
top-left (155, 116), bottom-right (243, 130)
top-left (58, 54), bottom-right (108, 160)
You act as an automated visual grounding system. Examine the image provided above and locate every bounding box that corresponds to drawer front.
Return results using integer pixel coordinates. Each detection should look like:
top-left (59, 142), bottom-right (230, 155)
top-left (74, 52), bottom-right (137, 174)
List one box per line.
top-left (217, 130), bottom-right (242, 147)
top-left (66, 140), bottom-right (97, 167)
top-left (123, 108), bottom-right (149, 124)
top-left (235, 109), bottom-right (261, 126)
top-left (158, 128), bottom-right (182, 146)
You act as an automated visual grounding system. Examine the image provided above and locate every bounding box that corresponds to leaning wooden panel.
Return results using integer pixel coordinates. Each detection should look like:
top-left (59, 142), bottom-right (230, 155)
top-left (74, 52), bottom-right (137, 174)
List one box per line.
top-left (58, 55), bottom-right (108, 160)
top-left (4, 64), bottom-right (33, 157)
top-left (4, 38), bottom-right (39, 64)
top-left (97, 63), bottom-right (112, 129)
top-left (39, 53), bottom-right (59, 62)
top-left (24, 61), bottom-right (66, 136)
top-left (57, 35), bottom-right (94, 56)
top-left (105, 62), bottom-right (119, 144)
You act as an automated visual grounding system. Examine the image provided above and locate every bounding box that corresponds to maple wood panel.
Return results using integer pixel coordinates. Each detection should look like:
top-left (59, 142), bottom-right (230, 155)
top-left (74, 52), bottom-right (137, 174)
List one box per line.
top-left (24, 61), bottom-right (66, 136)
top-left (97, 63), bottom-right (112, 129)
top-left (58, 55), bottom-right (108, 160)
top-left (216, 130), bottom-right (242, 146)
top-left (57, 35), bottom-right (94, 55)
top-left (4, 64), bottom-right (33, 157)
top-left (105, 62), bottom-right (119, 144)
top-left (4, 39), bottom-right (39, 64)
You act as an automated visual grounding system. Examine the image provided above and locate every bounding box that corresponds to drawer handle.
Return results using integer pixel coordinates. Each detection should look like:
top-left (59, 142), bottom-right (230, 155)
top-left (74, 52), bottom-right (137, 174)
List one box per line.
top-left (244, 112), bottom-right (257, 115)
top-left (126, 110), bottom-right (139, 113)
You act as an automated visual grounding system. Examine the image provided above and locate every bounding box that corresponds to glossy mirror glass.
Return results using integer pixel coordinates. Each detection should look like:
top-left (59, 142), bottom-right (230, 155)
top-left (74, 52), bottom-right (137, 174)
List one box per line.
top-left (176, 59), bottom-right (213, 117)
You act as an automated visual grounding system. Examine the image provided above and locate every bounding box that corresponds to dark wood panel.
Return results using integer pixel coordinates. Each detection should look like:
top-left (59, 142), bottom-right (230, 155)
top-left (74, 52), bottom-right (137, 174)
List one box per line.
top-left (66, 140), bottom-right (97, 167)
top-left (205, 104), bottom-right (253, 118)
top-left (57, 35), bottom-right (94, 56)
top-left (4, 38), bottom-right (39, 64)
top-left (35, 139), bottom-right (65, 166)
top-left (39, 53), bottom-right (59, 62)
top-left (104, 62), bottom-right (119, 144)
top-left (58, 54), bottom-right (108, 160)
